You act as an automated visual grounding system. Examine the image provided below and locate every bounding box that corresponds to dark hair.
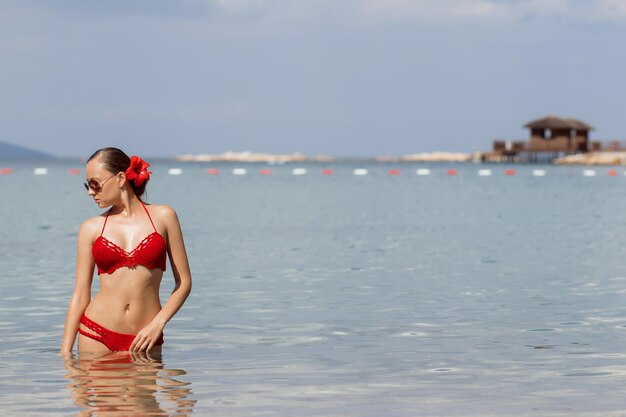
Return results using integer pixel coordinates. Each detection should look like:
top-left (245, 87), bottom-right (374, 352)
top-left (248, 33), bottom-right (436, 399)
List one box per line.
top-left (87, 147), bottom-right (148, 198)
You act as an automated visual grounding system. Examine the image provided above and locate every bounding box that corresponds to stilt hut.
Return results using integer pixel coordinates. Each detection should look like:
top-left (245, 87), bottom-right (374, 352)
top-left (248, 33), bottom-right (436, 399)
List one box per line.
top-left (491, 115), bottom-right (599, 162)
top-left (525, 115), bottom-right (593, 153)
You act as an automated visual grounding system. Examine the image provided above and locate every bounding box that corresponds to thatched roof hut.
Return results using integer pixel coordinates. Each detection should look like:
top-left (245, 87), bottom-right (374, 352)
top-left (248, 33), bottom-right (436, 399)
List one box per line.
top-left (524, 115), bottom-right (593, 131)
top-left (490, 115), bottom-right (599, 162)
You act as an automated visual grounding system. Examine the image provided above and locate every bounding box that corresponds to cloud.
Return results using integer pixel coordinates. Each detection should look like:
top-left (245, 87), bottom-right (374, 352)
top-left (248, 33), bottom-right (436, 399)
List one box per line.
top-left (2, 0), bottom-right (626, 158)
top-left (360, 0), bottom-right (626, 22)
top-left (201, 0), bottom-right (626, 23)
top-left (212, 0), bottom-right (270, 14)
top-left (3, 0), bottom-right (626, 24)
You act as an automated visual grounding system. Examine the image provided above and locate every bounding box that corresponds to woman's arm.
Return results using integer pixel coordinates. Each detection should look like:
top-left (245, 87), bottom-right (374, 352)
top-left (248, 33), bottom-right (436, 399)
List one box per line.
top-left (61, 220), bottom-right (96, 352)
top-left (131, 205), bottom-right (192, 351)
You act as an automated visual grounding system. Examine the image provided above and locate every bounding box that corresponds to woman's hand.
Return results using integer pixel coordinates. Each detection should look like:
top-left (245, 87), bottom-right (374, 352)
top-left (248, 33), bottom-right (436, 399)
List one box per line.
top-left (129, 318), bottom-right (166, 351)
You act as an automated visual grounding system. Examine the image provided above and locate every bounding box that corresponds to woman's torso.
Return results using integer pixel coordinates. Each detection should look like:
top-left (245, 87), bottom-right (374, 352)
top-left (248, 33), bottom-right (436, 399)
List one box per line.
top-left (85, 269), bottom-right (164, 333)
top-left (85, 202), bottom-right (167, 334)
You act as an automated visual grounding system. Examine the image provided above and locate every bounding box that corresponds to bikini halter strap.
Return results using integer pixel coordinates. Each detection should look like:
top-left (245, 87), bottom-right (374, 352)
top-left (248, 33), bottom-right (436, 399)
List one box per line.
top-left (100, 209), bottom-right (111, 237)
top-left (99, 201), bottom-right (157, 236)
top-left (140, 200), bottom-right (158, 233)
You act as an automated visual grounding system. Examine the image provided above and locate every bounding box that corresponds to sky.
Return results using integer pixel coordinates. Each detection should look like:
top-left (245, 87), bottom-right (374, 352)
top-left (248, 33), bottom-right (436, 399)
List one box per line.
top-left (1, 0), bottom-right (626, 159)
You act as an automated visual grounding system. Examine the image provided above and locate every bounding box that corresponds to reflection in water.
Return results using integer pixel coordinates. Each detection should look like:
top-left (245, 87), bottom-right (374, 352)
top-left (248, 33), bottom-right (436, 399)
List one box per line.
top-left (63, 350), bottom-right (196, 416)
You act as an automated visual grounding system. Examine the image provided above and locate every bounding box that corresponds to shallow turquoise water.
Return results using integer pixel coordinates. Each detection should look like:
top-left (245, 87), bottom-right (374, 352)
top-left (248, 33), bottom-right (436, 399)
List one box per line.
top-left (2, 160), bottom-right (626, 416)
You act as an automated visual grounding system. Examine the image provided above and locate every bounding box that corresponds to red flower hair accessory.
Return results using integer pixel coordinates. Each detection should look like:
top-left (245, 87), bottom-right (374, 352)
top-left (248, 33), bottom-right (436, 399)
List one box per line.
top-left (125, 156), bottom-right (152, 186)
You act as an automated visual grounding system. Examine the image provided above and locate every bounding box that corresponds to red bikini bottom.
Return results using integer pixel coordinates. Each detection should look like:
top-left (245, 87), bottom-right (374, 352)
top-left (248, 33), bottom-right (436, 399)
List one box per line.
top-left (78, 314), bottom-right (164, 351)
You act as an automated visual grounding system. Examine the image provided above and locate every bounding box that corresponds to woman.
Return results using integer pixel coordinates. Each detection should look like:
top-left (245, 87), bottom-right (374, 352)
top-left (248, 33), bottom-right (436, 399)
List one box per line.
top-left (62, 147), bottom-right (192, 352)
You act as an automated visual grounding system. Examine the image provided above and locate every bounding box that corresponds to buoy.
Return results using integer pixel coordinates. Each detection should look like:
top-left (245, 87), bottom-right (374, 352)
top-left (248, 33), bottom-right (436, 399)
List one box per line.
top-left (608, 170), bottom-right (618, 176)
top-left (232, 168), bottom-right (247, 175)
top-left (260, 168), bottom-right (272, 175)
top-left (416, 168), bottom-right (431, 176)
top-left (446, 169), bottom-right (458, 176)
top-left (532, 169), bottom-right (546, 176)
top-left (0, 168), bottom-right (13, 175)
top-left (353, 168), bottom-right (368, 176)
top-left (388, 169), bottom-right (400, 176)
top-left (321, 169), bottom-right (334, 175)
top-left (34, 168), bottom-right (48, 175)
top-left (168, 168), bottom-right (183, 175)
top-left (582, 169), bottom-right (596, 177)
top-left (68, 168), bottom-right (81, 175)
top-left (292, 168), bottom-right (306, 175)
top-left (207, 168), bottom-right (220, 175)
top-left (504, 169), bottom-right (516, 176)
top-left (477, 169), bottom-right (492, 176)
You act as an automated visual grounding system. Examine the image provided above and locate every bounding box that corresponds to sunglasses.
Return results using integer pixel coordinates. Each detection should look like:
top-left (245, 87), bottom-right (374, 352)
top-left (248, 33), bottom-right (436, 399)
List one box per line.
top-left (84, 174), bottom-right (117, 192)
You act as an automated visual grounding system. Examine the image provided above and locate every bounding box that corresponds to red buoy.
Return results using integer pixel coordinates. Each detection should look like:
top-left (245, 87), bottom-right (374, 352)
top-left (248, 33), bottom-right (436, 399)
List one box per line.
top-left (0, 168), bottom-right (12, 175)
top-left (388, 169), bottom-right (400, 176)
top-left (504, 169), bottom-right (516, 176)
top-left (608, 170), bottom-right (618, 177)
top-left (68, 168), bottom-right (81, 175)
top-left (446, 169), bottom-right (458, 176)
top-left (260, 168), bottom-right (272, 175)
top-left (207, 168), bottom-right (220, 175)
top-left (322, 169), bottom-right (334, 175)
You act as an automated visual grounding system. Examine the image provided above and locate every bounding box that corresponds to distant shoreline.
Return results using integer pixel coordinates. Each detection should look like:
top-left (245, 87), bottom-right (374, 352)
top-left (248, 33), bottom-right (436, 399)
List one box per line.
top-left (175, 151), bottom-right (476, 164)
top-left (4, 151), bottom-right (626, 166)
top-left (175, 151), bottom-right (626, 165)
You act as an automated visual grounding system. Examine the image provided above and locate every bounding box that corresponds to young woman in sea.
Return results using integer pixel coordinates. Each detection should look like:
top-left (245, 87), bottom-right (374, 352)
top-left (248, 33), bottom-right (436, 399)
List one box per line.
top-left (61, 147), bottom-right (192, 352)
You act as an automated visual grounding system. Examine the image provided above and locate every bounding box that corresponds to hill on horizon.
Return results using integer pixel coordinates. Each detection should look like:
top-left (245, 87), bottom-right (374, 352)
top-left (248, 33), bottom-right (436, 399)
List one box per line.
top-left (0, 141), bottom-right (56, 160)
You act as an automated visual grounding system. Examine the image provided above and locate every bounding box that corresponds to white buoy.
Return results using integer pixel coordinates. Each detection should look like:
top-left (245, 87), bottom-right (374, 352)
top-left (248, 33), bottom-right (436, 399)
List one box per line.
top-left (33, 168), bottom-right (48, 175)
top-left (232, 168), bottom-right (247, 175)
top-left (292, 168), bottom-right (307, 175)
top-left (532, 169), bottom-right (547, 177)
top-left (477, 169), bottom-right (492, 176)
top-left (416, 168), bottom-right (431, 176)
top-left (168, 168), bottom-right (183, 175)
top-left (353, 168), bottom-right (368, 176)
top-left (583, 169), bottom-right (596, 177)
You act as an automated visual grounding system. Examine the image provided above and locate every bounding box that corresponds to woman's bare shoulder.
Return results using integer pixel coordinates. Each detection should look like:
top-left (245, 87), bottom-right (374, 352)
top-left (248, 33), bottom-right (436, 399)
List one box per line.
top-left (147, 203), bottom-right (177, 215)
top-left (79, 213), bottom-right (108, 237)
top-left (147, 204), bottom-right (179, 224)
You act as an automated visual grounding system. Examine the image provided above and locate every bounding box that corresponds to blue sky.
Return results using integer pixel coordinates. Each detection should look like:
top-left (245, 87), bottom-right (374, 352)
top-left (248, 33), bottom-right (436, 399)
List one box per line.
top-left (1, 0), bottom-right (625, 158)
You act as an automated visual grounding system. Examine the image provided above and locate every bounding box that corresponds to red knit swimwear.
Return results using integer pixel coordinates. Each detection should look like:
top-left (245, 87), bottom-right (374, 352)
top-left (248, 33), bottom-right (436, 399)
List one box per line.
top-left (78, 315), bottom-right (164, 351)
top-left (78, 200), bottom-right (167, 351)
top-left (92, 200), bottom-right (167, 275)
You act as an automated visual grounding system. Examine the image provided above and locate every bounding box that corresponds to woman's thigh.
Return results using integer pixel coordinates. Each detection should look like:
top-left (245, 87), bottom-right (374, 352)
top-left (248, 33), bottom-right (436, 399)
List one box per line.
top-left (78, 334), bottom-right (110, 353)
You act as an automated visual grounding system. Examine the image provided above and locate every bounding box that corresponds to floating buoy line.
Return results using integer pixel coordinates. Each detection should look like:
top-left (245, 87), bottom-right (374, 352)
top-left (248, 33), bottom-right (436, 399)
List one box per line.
top-left (1, 167), bottom-right (624, 178)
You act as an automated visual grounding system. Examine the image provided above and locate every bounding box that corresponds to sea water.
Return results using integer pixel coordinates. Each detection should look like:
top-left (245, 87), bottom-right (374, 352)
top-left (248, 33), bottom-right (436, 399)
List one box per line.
top-left (2, 160), bottom-right (626, 416)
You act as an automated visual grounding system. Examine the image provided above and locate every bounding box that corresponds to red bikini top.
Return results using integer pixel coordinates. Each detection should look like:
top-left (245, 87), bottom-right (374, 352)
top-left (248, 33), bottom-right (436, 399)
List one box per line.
top-left (92, 201), bottom-right (167, 275)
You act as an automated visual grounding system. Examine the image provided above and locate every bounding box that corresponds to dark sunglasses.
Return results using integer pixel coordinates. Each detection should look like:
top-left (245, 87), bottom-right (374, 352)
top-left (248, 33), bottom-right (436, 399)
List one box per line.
top-left (84, 174), bottom-right (116, 192)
